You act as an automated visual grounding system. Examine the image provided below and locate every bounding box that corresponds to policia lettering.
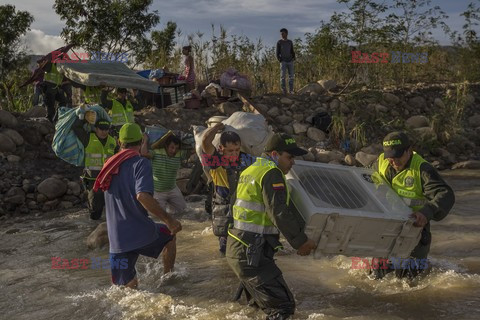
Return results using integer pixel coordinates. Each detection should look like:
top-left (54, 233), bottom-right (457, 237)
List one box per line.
top-left (109, 99), bottom-right (134, 127)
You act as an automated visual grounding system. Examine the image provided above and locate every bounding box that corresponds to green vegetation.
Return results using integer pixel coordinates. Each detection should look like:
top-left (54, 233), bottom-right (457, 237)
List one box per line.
top-left (0, 0), bottom-right (479, 115)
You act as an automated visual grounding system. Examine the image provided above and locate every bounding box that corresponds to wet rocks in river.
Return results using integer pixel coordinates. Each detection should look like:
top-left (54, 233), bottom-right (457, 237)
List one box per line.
top-left (87, 222), bottom-right (109, 249)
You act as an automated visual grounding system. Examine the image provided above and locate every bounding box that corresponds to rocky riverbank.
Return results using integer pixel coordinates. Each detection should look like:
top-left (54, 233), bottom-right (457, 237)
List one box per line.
top-left (1, 81), bottom-right (479, 218)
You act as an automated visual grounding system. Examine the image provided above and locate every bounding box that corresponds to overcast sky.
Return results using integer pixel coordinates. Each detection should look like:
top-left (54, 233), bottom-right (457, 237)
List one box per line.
top-left (0, 0), bottom-right (473, 55)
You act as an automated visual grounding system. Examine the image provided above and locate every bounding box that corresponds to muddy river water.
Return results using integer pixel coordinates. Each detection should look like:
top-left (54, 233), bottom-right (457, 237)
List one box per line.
top-left (1, 169), bottom-right (479, 319)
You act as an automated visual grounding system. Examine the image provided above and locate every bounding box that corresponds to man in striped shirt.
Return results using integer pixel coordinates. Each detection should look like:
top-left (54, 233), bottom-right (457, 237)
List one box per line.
top-left (141, 134), bottom-right (190, 215)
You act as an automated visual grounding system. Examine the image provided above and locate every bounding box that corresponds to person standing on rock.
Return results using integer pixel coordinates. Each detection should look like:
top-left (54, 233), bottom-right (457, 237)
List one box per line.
top-left (201, 123), bottom-right (252, 255)
top-left (182, 45), bottom-right (196, 91)
top-left (276, 28), bottom-right (296, 95)
top-left (72, 117), bottom-right (118, 220)
top-left (371, 131), bottom-right (455, 279)
top-left (140, 133), bottom-right (192, 215)
top-left (94, 123), bottom-right (182, 288)
top-left (101, 88), bottom-right (137, 136)
top-left (227, 133), bottom-right (316, 319)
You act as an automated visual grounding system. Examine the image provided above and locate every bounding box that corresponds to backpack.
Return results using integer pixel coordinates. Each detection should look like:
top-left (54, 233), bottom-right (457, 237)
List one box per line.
top-left (312, 112), bottom-right (332, 133)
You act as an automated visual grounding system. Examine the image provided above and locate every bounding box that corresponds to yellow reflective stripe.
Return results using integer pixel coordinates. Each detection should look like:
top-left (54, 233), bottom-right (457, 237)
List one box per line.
top-left (233, 220), bottom-right (279, 234)
top-left (234, 199), bottom-right (265, 212)
top-left (274, 245), bottom-right (283, 251)
top-left (227, 230), bottom-right (249, 247)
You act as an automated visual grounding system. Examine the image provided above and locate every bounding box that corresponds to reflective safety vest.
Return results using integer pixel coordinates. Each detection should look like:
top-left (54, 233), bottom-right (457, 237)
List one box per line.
top-left (44, 64), bottom-right (63, 86)
top-left (84, 133), bottom-right (116, 173)
top-left (84, 87), bottom-right (101, 104)
top-left (233, 157), bottom-right (289, 235)
top-left (109, 99), bottom-right (134, 126)
top-left (378, 152), bottom-right (427, 211)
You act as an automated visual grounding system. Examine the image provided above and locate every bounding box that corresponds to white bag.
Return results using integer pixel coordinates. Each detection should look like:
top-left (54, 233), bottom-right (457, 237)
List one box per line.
top-left (212, 112), bottom-right (273, 156)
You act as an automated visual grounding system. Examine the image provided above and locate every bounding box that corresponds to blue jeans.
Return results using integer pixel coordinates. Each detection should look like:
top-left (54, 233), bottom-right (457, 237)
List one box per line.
top-left (280, 61), bottom-right (294, 93)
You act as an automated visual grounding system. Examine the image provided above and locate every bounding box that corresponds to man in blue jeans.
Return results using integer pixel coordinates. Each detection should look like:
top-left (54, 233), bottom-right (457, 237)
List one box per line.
top-left (276, 28), bottom-right (296, 95)
top-left (100, 123), bottom-right (182, 288)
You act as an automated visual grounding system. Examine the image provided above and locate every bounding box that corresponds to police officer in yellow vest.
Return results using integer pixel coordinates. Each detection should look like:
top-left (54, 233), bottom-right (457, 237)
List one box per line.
top-left (101, 88), bottom-right (135, 135)
top-left (226, 133), bottom-right (317, 320)
top-left (73, 118), bottom-right (118, 220)
top-left (372, 132), bottom-right (455, 279)
top-left (43, 62), bottom-right (67, 122)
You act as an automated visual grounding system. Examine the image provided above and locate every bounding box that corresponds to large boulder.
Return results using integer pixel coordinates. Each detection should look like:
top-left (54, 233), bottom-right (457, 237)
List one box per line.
top-left (276, 115), bottom-right (292, 125)
top-left (280, 97), bottom-right (294, 105)
top-left (24, 106), bottom-right (46, 118)
top-left (383, 93), bottom-right (400, 105)
top-left (0, 110), bottom-right (18, 128)
top-left (292, 122), bottom-right (309, 134)
top-left (413, 127), bottom-right (437, 142)
top-left (298, 83), bottom-right (325, 95)
top-left (20, 127), bottom-right (43, 145)
top-left (2, 129), bottom-right (24, 146)
top-left (267, 106), bottom-right (280, 117)
top-left (0, 133), bottom-right (16, 152)
top-left (406, 115), bottom-right (429, 128)
top-left (307, 127), bottom-right (326, 142)
top-left (355, 151), bottom-right (378, 167)
top-left (468, 114), bottom-right (480, 128)
top-left (86, 222), bottom-right (109, 249)
top-left (408, 96), bottom-right (427, 110)
top-left (317, 79), bottom-right (337, 91)
top-left (67, 181), bottom-right (82, 196)
top-left (4, 187), bottom-right (26, 205)
top-left (37, 177), bottom-right (67, 200)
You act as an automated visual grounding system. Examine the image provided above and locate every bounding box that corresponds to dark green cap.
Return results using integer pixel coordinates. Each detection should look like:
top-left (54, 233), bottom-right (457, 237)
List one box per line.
top-left (383, 131), bottom-right (410, 158)
top-left (95, 119), bottom-right (111, 130)
top-left (264, 133), bottom-right (308, 156)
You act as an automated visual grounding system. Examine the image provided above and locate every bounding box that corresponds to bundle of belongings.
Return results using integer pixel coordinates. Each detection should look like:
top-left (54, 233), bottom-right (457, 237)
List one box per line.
top-left (52, 105), bottom-right (110, 166)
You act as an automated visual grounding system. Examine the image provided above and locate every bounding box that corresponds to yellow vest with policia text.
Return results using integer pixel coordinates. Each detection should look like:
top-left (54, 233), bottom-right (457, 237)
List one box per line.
top-left (378, 152), bottom-right (427, 211)
top-left (44, 64), bottom-right (63, 86)
top-left (109, 99), bottom-right (134, 126)
top-left (84, 133), bottom-right (116, 176)
top-left (232, 157), bottom-right (289, 235)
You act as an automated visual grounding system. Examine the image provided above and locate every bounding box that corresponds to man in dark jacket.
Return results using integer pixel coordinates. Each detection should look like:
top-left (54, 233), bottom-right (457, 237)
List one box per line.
top-left (276, 28), bottom-right (296, 95)
top-left (372, 131), bottom-right (455, 279)
top-left (227, 133), bottom-right (316, 319)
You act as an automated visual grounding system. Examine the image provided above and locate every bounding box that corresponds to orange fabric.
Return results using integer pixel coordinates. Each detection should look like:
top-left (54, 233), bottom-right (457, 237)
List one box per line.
top-left (93, 149), bottom-right (140, 192)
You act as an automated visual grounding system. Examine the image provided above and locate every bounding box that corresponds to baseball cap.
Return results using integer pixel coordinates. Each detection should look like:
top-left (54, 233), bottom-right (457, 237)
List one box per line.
top-left (119, 123), bottom-right (143, 143)
top-left (383, 131), bottom-right (411, 158)
top-left (264, 133), bottom-right (308, 156)
top-left (95, 119), bottom-right (111, 130)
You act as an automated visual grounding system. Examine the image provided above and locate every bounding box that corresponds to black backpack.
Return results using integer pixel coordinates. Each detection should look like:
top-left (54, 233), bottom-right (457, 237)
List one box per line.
top-left (312, 112), bottom-right (332, 133)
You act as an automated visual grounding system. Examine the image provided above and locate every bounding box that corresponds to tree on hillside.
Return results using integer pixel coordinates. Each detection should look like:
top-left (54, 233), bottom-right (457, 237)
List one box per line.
top-left (0, 4), bottom-right (34, 110)
top-left (386, 0), bottom-right (450, 47)
top-left (145, 21), bottom-right (178, 68)
top-left (461, 1), bottom-right (480, 46)
top-left (53, 0), bottom-right (159, 65)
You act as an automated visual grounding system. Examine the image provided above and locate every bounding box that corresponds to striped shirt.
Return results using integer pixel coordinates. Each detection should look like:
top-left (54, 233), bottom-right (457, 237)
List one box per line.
top-left (151, 148), bottom-right (187, 192)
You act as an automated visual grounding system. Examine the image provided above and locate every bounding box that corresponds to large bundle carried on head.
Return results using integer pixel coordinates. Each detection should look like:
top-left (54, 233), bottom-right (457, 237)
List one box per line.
top-left (52, 105), bottom-right (111, 166)
top-left (193, 111), bottom-right (273, 163)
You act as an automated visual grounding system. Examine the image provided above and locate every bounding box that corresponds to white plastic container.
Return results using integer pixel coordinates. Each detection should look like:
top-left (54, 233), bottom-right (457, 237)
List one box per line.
top-left (286, 160), bottom-right (422, 258)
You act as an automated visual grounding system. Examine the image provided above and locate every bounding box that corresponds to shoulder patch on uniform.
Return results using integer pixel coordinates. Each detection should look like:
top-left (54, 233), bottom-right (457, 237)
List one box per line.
top-left (272, 182), bottom-right (285, 190)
